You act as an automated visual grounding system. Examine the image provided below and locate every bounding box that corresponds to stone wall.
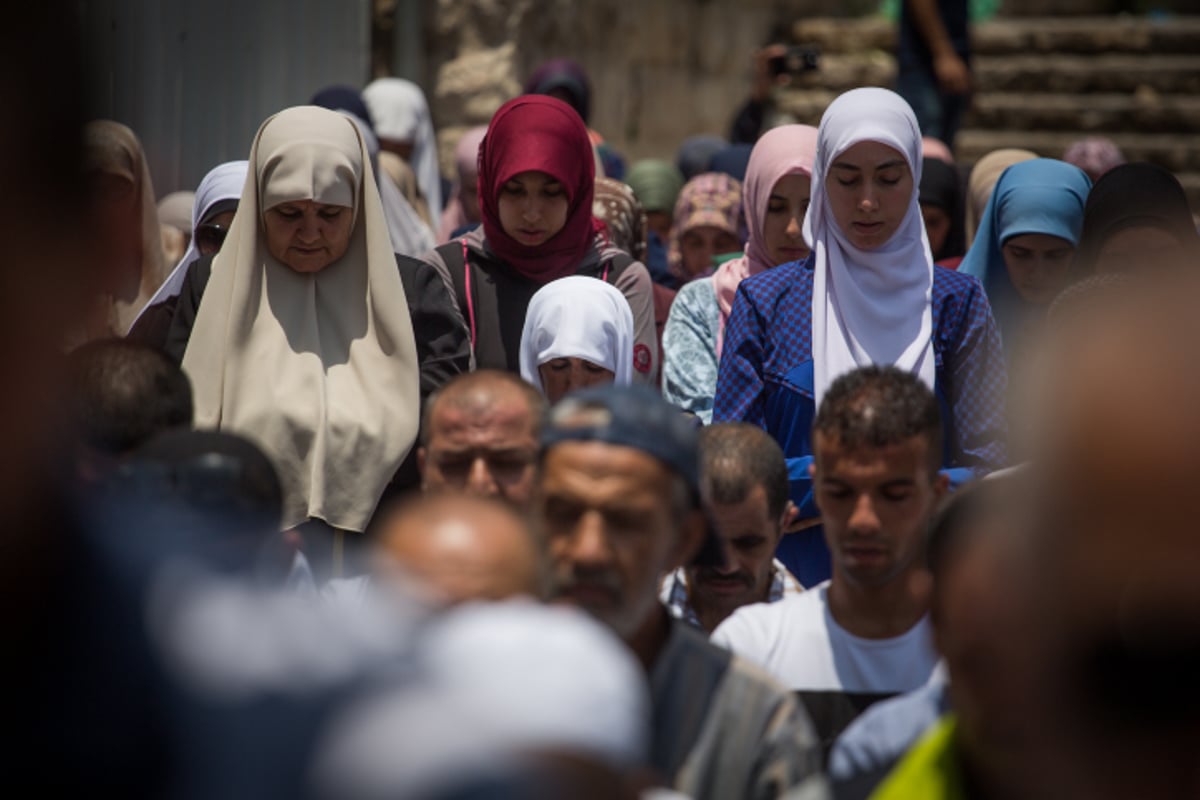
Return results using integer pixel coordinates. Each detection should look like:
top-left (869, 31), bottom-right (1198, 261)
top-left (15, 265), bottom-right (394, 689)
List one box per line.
top-left (415, 0), bottom-right (811, 172)
top-left (372, 0), bottom-right (1200, 174)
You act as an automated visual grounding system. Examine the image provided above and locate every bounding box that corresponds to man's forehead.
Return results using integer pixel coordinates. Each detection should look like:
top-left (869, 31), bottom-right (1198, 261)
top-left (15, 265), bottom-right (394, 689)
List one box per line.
top-left (543, 440), bottom-right (674, 485)
top-left (815, 432), bottom-right (931, 468)
top-left (431, 394), bottom-right (536, 436)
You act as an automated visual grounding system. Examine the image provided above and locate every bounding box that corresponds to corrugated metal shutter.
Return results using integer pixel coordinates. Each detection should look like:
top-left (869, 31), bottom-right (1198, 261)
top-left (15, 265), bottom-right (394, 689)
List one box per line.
top-left (82, 0), bottom-right (371, 198)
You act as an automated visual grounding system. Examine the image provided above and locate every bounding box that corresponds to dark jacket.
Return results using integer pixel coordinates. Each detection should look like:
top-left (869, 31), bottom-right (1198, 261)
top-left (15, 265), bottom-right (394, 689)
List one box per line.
top-left (156, 252), bottom-right (471, 496)
top-left (419, 227), bottom-right (660, 382)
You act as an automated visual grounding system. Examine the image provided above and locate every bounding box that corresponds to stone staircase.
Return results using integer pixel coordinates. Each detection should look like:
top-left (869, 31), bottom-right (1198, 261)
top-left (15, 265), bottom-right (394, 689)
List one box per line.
top-left (773, 15), bottom-right (1200, 209)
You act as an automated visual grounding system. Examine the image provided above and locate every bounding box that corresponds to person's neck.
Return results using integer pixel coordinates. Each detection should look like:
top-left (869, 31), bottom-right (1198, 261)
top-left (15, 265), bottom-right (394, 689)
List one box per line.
top-left (826, 567), bottom-right (931, 639)
top-left (627, 604), bottom-right (674, 672)
top-left (690, 581), bottom-right (770, 635)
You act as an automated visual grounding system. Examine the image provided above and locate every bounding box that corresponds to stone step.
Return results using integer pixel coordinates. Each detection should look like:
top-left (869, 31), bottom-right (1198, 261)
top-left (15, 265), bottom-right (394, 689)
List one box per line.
top-left (777, 88), bottom-right (1200, 136)
top-left (778, 51), bottom-right (1200, 97)
top-left (973, 53), bottom-right (1200, 95)
top-left (955, 129), bottom-right (1200, 173)
top-left (965, 92), bottom-right (1200, 134)
top-left (789, 16), bottom-right (1200, 56)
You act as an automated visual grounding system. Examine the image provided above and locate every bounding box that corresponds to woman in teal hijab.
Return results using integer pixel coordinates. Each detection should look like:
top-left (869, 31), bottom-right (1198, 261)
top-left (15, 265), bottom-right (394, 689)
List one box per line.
top-left (959, 158), bottom-right (1091, 359)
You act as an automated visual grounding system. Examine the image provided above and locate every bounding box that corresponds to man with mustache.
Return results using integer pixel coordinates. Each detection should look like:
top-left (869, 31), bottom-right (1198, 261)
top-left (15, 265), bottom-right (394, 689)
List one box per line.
top-left (713, 366), bottom-right (948, 761)
top-left (536, 384), bottom-right (822, 800)
top-left (660, 422), bottom-right (803, 633)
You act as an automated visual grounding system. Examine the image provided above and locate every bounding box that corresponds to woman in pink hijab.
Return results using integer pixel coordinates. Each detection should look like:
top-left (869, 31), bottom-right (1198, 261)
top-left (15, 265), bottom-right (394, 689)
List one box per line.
top-left (661, 124), bottom-right (818, 421)
top-left (437, 126), bottom-right (487, 242)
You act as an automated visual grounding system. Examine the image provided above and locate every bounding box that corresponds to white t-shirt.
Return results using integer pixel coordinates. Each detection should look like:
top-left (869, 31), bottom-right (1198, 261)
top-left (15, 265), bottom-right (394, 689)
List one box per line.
top-left (711, 581), bottom-right (938, 756)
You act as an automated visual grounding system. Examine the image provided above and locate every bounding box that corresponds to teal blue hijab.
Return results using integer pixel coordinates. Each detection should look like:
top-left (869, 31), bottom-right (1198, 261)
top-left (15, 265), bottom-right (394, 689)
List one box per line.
top-left (960, 158), bottom-right (1091, 346)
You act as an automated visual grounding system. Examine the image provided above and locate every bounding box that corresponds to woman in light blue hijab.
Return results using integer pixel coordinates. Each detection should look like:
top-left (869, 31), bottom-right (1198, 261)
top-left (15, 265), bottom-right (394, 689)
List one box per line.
top-left (959, 158), bottom-right (1091, 357)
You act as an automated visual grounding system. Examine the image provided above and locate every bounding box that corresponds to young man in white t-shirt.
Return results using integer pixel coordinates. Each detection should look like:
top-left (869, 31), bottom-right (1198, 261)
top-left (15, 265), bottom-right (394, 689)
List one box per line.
top-left (712, 365), bottom-right (949, 757)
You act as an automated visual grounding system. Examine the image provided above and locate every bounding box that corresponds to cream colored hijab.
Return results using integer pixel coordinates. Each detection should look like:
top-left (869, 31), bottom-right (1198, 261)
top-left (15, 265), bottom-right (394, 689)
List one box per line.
top-left (83, 120), bottom-right (168, 336)
top-left (182, 106), bottom-right (420, 533)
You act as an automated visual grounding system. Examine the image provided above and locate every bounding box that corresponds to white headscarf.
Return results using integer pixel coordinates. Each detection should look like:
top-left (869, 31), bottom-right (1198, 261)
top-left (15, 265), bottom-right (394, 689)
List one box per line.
top-left (132, 160), bottom-right (249, 326)
top-left (181, 106), bottom-right (420, 534)
top-left (806, 88), bottom-right (935, 407)
top-left (519, 276), bottom-right (635, 396)
top-left (312, 600), bottom-right (649, 798)
top-left (362, 78), bottom-right (443, 216)
top-left (341, 112), bottom-right (435, 256)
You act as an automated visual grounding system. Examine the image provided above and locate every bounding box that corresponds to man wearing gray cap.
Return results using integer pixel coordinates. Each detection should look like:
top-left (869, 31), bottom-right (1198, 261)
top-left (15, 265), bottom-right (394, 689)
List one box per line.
top-left (536, 383), bottom-right (822, 800)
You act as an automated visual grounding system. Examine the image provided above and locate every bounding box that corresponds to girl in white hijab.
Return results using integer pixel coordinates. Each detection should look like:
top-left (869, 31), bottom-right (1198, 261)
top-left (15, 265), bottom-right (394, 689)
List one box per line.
top-left (712, 87), bottom-right (1007, 589)
top-left (804, 88), bottom-right (936, 407)
top-left (519, 276), bottom-right (634, 404)
top-left (362, 78), bottom-right (443, 218)
top-left (181, 106), bottom-right (420, 549)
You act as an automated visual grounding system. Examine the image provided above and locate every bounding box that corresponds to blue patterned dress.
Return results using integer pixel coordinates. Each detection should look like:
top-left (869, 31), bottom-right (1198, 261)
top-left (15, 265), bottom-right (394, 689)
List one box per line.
top-left (713, 255), bottom-right (1007, 586)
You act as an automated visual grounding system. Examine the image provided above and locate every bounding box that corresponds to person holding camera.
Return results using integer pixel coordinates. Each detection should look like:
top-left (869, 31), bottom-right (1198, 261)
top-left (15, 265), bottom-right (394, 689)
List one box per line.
top-left (729, 44), bottom-right (819, 145)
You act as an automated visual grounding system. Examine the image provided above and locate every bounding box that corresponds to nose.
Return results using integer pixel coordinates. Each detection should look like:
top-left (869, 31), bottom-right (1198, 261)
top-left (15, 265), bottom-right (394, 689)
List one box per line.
top-left (847, 494), bottom-right (881, 535)
top-left (465, 456), bottom-right (498, 497)
top-left (564, 510), bottom-right (613, 568)
top-left (857, 185), bottom-right (878, 213)
top-left (714, 540), bottom-right (740, 575)
top-left (522, 195), bottom-right (540, 222)
top-left (786, 213), bottom-right (803, 239)
top-left (297, 212), bottom-right (321, 242)
top-left (563, 362), bottom-right (589, 393)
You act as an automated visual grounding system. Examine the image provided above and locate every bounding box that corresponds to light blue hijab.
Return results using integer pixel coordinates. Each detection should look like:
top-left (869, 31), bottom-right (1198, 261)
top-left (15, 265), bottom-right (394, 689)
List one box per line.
top-left (959, 158), bottom-right (1091, 344)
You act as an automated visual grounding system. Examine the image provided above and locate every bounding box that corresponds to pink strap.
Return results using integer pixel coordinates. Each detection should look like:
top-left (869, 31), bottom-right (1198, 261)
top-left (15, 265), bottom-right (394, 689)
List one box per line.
top-left (601, 262), bottom-right (610, 283)
top-left (462, 239), bottom-right (476, 350)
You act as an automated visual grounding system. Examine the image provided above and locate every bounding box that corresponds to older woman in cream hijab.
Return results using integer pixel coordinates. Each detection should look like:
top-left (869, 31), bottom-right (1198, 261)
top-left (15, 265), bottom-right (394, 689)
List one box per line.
top-left (181, 106), bottom-right (420, 553)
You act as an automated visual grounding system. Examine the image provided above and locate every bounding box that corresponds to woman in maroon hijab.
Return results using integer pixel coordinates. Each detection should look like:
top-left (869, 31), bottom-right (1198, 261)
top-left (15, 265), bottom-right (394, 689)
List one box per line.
top-left (412, 95), bottom-right (658, 381)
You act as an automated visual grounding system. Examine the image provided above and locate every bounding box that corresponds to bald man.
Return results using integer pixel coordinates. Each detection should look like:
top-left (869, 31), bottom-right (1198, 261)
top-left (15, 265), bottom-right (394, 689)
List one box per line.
top-left (418, 370), bottom-right (546, 510)
top-left (374, 493), bottom-right (543, 604)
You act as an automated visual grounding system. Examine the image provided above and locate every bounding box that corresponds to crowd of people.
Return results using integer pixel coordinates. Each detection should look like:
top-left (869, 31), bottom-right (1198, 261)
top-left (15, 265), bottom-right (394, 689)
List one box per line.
top-left (16, 10), bottom-right (1200, 797)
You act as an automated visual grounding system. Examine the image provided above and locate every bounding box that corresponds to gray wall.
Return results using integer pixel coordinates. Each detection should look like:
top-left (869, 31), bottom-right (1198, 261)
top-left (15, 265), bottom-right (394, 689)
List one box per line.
top-left (82, 0), bottom-right (371, 198)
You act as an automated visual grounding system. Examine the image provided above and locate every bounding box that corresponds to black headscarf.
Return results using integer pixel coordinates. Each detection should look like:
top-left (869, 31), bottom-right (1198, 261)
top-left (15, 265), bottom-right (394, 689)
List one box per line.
top-left (919, 157), bottom-right (966, 261)
top-left (1075, 162), bottom-right (1199, 273)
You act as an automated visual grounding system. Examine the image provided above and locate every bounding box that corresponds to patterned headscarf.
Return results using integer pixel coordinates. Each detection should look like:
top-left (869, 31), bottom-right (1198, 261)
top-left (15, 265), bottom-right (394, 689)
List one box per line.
top-left (667, 172), bottom-right (743, 283)
top-left (593, 177), bottom-right (647, 262)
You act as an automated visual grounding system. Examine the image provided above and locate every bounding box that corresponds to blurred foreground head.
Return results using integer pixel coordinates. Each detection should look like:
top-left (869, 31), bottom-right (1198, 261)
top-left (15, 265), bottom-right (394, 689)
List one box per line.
top-left (68, 338), bottom-right (193, 480)
top-left (1023, 271), bottom-right (1200, 798)
top-left (374, 493), bottom-right (544, 605)
top-left (314, 600), bottom-right (647, 800)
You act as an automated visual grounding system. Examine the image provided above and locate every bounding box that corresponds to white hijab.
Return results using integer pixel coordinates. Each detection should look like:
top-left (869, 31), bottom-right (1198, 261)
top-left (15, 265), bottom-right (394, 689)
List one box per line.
top-left (132, 160), bottom-right (249, 326)
top-left (362, 78), bottom-right (443, 216)
top-left (342, 112), bottom-right (436, 256)
top-left (519, 276), bottom-right (635, 396)
top-left (806, 88), bottom-right (935, 407)
top-left (181, 106), bottom-right (420, 533)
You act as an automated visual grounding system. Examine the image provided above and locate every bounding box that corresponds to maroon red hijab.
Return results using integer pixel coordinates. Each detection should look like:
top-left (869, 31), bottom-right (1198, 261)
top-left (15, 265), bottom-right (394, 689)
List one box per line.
top-left (478, 95), bottom-right (597, 283)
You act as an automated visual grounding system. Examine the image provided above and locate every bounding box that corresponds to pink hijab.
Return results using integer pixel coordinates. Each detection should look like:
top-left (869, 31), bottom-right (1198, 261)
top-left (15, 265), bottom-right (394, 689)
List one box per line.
top-left (437, 126), bottom-right (488, 242)
top-left (712, 125), bottom-right (818, 357)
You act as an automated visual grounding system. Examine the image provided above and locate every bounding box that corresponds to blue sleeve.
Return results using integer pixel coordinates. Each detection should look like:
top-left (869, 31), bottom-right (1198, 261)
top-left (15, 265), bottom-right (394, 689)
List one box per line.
top-left (942, 278), bottom-right (1008, 473)
top-left (713, 283), bottom-right (767, 426)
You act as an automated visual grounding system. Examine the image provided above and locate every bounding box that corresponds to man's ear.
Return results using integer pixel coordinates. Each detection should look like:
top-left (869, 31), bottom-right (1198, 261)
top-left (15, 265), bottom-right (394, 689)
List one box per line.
top-left (933, 470), bottom-right (951, 500)
top-left (778, 500), bottom-right (799, 535)
top-left (417, 446), bottom-right (427, 478)
top-left (669, 509), bottom-right (708, 571)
